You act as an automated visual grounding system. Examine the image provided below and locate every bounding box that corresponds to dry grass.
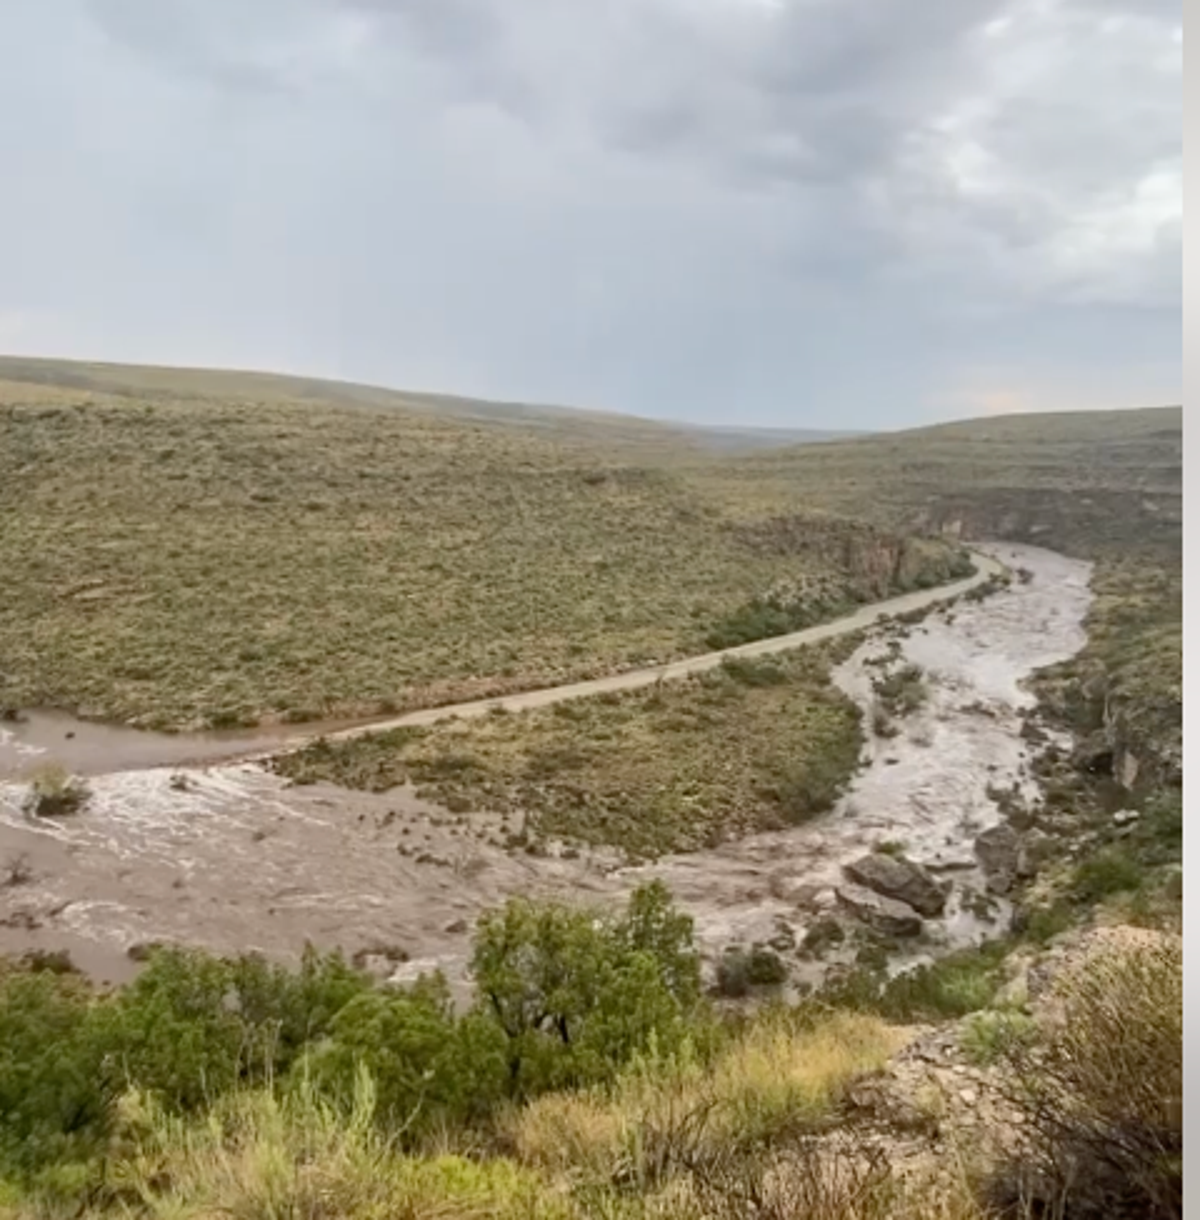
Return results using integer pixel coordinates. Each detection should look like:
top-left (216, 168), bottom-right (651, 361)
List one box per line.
top-left (506, 1011), bottom-right (907, 1188)
top-left (273, 641), bottom-right (864, 857)
top-left (88, 1069), bottom-right (572, 1220)
top-left (991, 935), bottom-right (1182, 1219)
top-left (0, 376), bottom-right (962, 732)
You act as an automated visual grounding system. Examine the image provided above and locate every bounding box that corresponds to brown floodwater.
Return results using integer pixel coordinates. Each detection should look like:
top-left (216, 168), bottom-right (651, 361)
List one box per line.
top-left (0, 543), bottom-right (1091, 993)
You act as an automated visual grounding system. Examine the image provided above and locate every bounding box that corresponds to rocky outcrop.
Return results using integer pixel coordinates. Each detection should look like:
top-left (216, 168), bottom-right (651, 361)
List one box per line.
top-left (843, 852), bottom-right (948, 917)
top-left (835, 883), bottom-right (923, 937)
top-left (974, 824), bottom-right (1020, 893)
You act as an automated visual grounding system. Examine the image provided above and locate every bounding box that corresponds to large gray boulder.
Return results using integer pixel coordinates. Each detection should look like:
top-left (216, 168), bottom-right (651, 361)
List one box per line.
top-left (974, 824), bottom-right (1021, 892)
top-left (835, 883), bottom-right (923, 938)
top-left (843, 852), bottom-right (948, 917)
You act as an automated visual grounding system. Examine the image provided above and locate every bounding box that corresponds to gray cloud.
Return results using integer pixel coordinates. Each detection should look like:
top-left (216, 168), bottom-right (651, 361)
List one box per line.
top-left (0, 0), bottom-right (1180, 426)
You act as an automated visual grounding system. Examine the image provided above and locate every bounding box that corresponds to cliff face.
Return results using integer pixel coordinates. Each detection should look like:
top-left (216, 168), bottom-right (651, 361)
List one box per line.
top-left (910, 486), bottom-right (1181, 559)
top-left (731, 515), bottom-right (974, 602)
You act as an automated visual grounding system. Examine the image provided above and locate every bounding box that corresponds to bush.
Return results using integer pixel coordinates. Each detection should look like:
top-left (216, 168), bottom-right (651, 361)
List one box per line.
top-left (714, 947), bottom-right (787, 998)
top-left (93, 945), bottom-right (374, 1113)
top-left (877, 960), bottom-right (997, 1021)
top-left (871, 663), bottom-right (928, 718)
top-left (991, 937), bottom-right (1182, 1219)
top-left (762, 756), bottom-right (850, 825)
top-left (308, 974), bottom-right (508, 1138)
top-left (828, 942), bottom-right (1008, 1022)
top-left (1071, 846), bottom-right (1145, 903)
top-left (616, 880), bottom-right (703, 1011)
top-left (959, 1009), bottom-right (1037, 1066)
top-left (799, 917), bottom-right (845, 960)
top-left (705, 598), bottom-right (812, 650)
top-left (719, 657), bottom-right (789, 688)
top-left (469, 884), bottom-right (699, 1096)
top-left (870, 703), bottom-right (899, 738)
top-left (1017, 901), bottom-right (1075, 945)
top-left (22, 764), bottom-right (90, 818)
top-left (0, 966), bottom-right (108, 1176)
top-left (1, 854), bottom-right (33, 889)
top-left (1127, 793), bottom-right (1182, 867)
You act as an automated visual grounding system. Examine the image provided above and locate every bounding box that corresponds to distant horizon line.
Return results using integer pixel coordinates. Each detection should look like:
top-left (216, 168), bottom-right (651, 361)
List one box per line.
top-left (0, 349), bottom-right (1180, 437)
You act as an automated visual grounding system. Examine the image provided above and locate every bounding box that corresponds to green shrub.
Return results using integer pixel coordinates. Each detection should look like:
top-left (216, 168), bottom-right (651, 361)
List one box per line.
top-left (1128, 793), bottom-right (1182, 867)
top-left (616, 880), bottom-right (702, 1011)
top-left (799, 917), bottom-right (845, 960)
top-left (22, 764), bottom-right (90, 818)
top-left (308, 974), bottom-right (508, 1138)
top-left (226, 945), bottom-right (374, 1074)
top-left (1071, 846), bottom-right (1145, 903)
top-left (872, 943), bottom-right (1007, 1021)
top-left (990, 938), bottom-right (1182, 1219)
top-left (715, 949), bottom-right (754, 998)
top-left (714, 946), bottom-right (787, 998)
top-left (871, 663), bottom-right (928, 717)
top-left (1018, 901), bottom-right (1075, 945)
top-left (745, 947), bottom-right (788, 987)
top-left (469, 884), bottom-right (698, 1096)
top-left (719, 657), bottom-right (789, 687)
top-left (705, 598), bottom-right (812, 650)
top-left (960, 1009), bottom-right (1037, 1066)
top-left (0, 967), bottom-right (108, 1176)
top-left (762, 755), bottom-right (850, 824)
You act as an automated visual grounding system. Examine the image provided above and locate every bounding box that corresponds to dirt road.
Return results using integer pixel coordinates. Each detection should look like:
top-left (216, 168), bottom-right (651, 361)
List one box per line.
top-left (0, 552), bottom-right (1003, 778)
top-left (313, 551), bottom-right (1006, 744)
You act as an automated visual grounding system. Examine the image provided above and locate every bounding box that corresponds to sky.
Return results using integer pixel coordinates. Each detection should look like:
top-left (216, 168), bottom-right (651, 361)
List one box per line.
top-left (0, 0), bottom-right (1182, 429)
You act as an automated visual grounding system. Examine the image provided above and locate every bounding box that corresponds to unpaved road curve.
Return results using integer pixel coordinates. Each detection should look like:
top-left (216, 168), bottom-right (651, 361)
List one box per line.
top-left (310, 552), bottom-right (1006, 745)
top-left (0, 552), bottom-right (1004, 779)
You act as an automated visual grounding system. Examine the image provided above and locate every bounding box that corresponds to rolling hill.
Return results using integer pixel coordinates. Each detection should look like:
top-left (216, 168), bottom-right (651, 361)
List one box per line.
top-left (0, 360), bottom-right (946, 730)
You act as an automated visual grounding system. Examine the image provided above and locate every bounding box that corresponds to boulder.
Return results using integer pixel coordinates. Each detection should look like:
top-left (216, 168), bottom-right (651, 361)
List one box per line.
top-left (974, 824), bottom-right (1020, 892)
top-left (843, 852), bottom-right (948, 917)
top-left (835, 883), bottom-right (923, 938)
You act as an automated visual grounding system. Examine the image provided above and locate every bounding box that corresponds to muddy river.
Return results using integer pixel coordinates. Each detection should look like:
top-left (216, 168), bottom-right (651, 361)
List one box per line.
top-left (0, 542), bottom-right (1090, 990)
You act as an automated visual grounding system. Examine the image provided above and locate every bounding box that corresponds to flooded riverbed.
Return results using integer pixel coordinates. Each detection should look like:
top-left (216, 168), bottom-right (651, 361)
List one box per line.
top-left (0, 543), bottom-right (1091, 989)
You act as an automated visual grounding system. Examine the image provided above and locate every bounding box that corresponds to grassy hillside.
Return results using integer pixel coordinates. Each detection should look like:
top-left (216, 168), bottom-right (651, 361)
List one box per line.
top-left (0, 368), bottom-right (954, 730)
top-left (713, 406), bottom-right (1183, 769)
top-left (0, 355), bottom-right (854, 457)
top-left (702, 406), bottom-right (1181, 535)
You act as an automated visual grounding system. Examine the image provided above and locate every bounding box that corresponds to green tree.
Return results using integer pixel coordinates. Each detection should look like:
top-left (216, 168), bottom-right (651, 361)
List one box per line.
top-left (615, 879), bottom-right (701, 1010)
top-left (227, 945), bottom-right (372, 1074)
top-left (310, 973), bottom-right (507, 1137)
top-left (469, 884), bottom-right (697, 1094)
top-left (93, 949), bottom-right (245, 1111)
top-left (0, 966), bottom-right (108, 1175)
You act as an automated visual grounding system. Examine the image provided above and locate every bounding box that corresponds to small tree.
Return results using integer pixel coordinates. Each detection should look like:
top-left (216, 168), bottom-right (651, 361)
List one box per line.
top-left (469, 884), bottom-right (698, 1095)
top-left (309, 973), bottom-right (507, 1137)
top-left (0, 966), bottom-right (109, 1176)
top-left (615, 879), bottom-right (701, 1010)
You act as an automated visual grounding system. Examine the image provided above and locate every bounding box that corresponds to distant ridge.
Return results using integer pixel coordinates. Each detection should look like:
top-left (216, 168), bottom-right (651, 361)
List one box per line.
top-left (0, 354), bottom-right (858, 456)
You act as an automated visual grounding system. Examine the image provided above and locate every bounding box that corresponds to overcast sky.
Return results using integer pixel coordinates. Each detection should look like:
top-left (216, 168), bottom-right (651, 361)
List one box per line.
top-left (0, 0), bottom-right (1181, 428)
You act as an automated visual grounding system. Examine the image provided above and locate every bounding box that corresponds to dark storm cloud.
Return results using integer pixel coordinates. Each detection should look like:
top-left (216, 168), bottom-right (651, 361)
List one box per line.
top-left (0, 0), bottom-right (1180, 425)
